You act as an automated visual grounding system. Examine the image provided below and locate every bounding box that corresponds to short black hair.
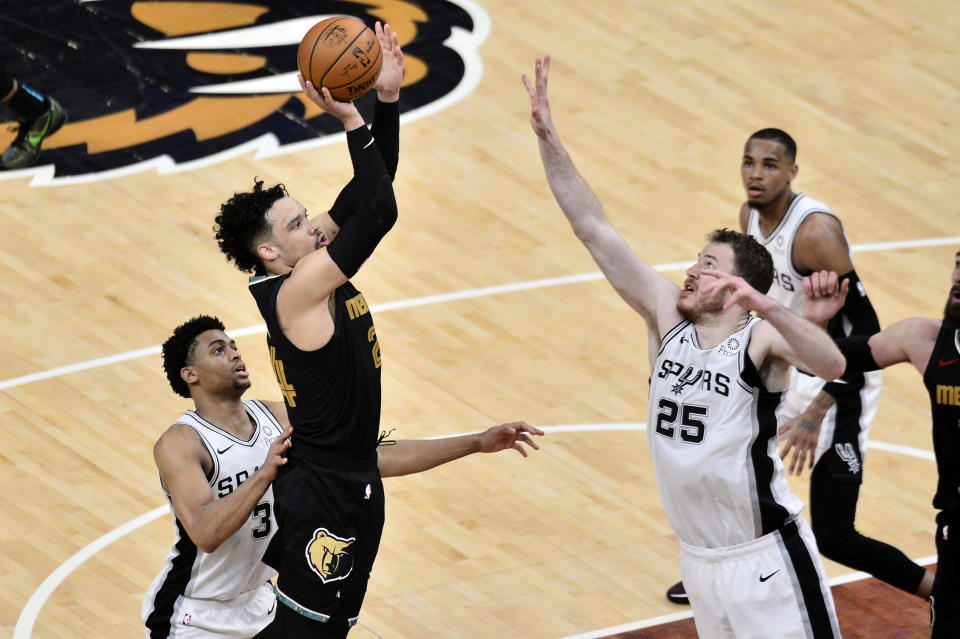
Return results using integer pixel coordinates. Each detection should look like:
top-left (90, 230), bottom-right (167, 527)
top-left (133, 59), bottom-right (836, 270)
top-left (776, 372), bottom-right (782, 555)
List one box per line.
top-left (707, 228), bottom-right (774, 294)
top-left (162, 315), bottom-right (226, 398)
top-left (214, 179), bottom-right (287, 275)
top-left (747, 128), bottom-right (797, 164)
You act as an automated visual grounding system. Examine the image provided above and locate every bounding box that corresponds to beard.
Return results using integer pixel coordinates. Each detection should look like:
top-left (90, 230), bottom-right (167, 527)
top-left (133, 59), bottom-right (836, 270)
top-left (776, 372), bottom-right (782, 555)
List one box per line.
top-left (677, 293), bottom-right (727, 322)
top-left (943, 288), bottom-right (960, 327)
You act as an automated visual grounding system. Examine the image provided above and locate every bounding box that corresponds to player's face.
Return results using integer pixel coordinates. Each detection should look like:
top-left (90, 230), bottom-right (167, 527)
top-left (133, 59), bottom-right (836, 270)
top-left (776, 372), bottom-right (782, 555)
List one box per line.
top-left (677, 242), bottom-right (736, 320)
top-left (944, 251), bottom-right (960, 326)
top-left (189, 330), bottom-right (251, 396)
top-left (264, 196), bottom-right (325, 268)
top-left (741, 139), bottom-right (797, 208)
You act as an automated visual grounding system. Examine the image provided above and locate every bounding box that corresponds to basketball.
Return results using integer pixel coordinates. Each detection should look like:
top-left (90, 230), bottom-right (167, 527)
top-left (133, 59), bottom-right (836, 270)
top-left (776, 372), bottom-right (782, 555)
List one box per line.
top-left (297, 17), bottom-right (382, 102)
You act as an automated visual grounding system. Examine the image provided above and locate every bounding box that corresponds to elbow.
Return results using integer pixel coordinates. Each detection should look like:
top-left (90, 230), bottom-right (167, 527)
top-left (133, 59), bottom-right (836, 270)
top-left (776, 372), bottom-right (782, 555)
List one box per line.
top-left (196, 538), bottom-right (223, 554)
top-left (819, 354), bottom-right (847, 381)
top-left (188, 528), bottom-right (224, 554)
top-left (374, 175), bottom-right (398, 231)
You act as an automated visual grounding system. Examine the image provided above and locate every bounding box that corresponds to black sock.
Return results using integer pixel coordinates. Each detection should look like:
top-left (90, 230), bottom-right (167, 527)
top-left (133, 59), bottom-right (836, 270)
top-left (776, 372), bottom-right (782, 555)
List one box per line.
top-left (0, 68), bottom-right (14, 99)
top-left (6, 83), bottom-right (47, 119)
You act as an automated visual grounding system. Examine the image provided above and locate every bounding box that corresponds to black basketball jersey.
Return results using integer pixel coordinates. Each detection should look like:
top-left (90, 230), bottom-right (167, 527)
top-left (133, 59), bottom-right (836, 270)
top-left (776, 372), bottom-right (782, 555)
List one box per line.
top-left (922, 322), bottom-right (960, 512)
top-left (249, 274), bottom-right (382, 456)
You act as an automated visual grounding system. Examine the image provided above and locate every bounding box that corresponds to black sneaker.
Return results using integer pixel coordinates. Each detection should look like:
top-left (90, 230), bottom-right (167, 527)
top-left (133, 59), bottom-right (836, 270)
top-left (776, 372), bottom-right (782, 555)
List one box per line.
top-left (1, 97), bottom-right (67, 170)
top-left (666, 580), bottom-right (689, 604)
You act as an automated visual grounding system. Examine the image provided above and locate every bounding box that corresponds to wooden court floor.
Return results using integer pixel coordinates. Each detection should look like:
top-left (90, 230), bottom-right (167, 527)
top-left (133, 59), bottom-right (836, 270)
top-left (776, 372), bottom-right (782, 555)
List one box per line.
top-left (2, 0), bottom-right (959, 637)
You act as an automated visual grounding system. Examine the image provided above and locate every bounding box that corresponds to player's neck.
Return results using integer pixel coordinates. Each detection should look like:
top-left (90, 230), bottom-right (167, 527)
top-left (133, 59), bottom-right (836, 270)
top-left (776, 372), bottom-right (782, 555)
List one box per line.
top-left (694, 310), bottom-right (749, 349)
top-left (755, 188), bottom-right (796, 234)
top-left (193, 394), bottom-right (256, 439)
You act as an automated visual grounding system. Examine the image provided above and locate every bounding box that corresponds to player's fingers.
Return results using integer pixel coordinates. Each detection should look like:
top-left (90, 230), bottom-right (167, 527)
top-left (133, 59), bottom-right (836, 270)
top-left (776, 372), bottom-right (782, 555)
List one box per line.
top-left (521, 74), bottom-right (535, 95)
top-left (520, 423), bottom-right (545, 436)
top-left (724, 289), bottom-right (747, 310)
top-left (517, 434), bottom-right (539, 450)
top-left (839, 277), bottom-right (850, 299)
top-left (789, 448), bottom-right (801, 475)
top-left (825, 270), bottom-right (839, 295)
top-left (513, 442), bottom-right (529, 457)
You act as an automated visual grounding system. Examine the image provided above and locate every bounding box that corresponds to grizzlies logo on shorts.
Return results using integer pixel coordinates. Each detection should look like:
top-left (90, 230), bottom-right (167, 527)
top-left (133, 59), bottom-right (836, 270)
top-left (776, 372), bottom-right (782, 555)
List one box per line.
top-left (306, 528), bottom-right (356, 584)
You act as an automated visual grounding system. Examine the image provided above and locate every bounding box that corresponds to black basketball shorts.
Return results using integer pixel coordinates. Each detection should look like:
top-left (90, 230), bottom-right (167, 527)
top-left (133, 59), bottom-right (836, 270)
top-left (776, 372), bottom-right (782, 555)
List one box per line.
top-left (264, 454), bottom-right (385, 632)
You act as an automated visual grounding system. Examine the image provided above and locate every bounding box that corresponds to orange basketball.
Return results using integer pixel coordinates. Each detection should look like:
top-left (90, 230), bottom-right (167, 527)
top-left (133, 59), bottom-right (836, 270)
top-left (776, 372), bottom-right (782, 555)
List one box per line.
top-left (297, 17), bottom-right (382, 102)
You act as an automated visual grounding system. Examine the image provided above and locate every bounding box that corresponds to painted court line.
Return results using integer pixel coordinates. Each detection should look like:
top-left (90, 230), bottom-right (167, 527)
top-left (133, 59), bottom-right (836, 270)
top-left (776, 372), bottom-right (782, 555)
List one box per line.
top-left (12, 423), bottom-right (937, 639)
top-left (2, 235), bottom-right (958, 392)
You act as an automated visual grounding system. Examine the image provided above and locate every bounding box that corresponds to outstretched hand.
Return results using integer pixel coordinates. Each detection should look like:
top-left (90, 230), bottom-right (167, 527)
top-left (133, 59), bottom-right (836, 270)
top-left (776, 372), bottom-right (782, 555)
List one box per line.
top-left (778, 414), bottom-right (820, 476)
top-left (373, 21), bottom-right (404, 101)
top-left (699, 270), bottom-right (773, 314)
top-left (522, 56), bottom-right (556, 141)
top-left (478, 421), bottom-right (544, 457)
top-left (802, 270), bottom-right (848, 327)
top-left (297, 74), bottom-right (362, 128)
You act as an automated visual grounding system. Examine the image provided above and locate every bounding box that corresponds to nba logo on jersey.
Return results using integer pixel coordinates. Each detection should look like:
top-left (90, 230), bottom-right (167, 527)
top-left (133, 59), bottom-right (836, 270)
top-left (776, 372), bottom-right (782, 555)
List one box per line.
top-left (182, 613), bottom-right (192, 626)
top-left (364, 483), bottom-right (372, 500)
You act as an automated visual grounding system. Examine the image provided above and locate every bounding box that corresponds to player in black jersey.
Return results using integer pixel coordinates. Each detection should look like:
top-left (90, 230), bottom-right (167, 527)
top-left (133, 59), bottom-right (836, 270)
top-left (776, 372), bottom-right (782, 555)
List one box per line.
top-left (804, 253), bottom-right (960, 637)
top-left (146, 315), bottom-right (542, 639)
top-left (212, 24), bottom-right (542, 637)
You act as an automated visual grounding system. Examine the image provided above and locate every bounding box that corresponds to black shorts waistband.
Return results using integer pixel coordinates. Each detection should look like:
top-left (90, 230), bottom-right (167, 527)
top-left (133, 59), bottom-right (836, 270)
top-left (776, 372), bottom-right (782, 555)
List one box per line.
top-left (289, 439), bottom-right (379, 471)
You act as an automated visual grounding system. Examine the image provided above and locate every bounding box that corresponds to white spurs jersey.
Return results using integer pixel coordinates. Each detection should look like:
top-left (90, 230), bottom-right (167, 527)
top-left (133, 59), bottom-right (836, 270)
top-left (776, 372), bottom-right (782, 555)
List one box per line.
top-left (144, 400), bottom-right (283, 604)
top-left (648, 318), bottom-right (804, 549)
top-left (746, 193), bottom-right (849, 315)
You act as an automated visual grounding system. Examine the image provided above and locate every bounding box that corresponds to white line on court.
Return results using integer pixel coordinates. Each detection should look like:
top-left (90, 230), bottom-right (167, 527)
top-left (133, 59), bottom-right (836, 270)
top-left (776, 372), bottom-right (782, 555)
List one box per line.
top-left (9, 234), bottom-right (956, 636)
top-left (12, 423), bottom-right (938, 639)
top-left (2, 235), bottom-right (958, 391)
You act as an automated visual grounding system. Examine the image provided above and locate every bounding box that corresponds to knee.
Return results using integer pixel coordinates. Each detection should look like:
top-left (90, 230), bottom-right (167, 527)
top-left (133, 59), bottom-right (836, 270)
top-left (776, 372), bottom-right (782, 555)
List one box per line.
top-left (811, 519), bottom-right (860, 561)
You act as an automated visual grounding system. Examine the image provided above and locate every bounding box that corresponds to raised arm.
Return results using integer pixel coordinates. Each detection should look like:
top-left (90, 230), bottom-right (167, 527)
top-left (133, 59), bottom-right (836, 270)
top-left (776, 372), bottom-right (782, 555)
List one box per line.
top-left (377, 422), bottom-right (544, 477)
top-left (153, 423), bottom-right (291, 553)
top-left (327, 22), bottom-right (404, 228)
top-left (702, 270), bottom-right (845, 381)
top-left (523, 56), bottom-right (680, 334)
top-left (278, 76), bottom-right (398, 323)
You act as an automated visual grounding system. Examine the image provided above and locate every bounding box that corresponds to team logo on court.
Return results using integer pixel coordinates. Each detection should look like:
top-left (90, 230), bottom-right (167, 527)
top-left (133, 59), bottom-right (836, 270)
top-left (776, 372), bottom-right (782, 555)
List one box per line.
top-left (306, 528), bottom-right (356, 583)
top-left (1, 0), bottom-right (488, 184)
top-left (835, 442), bottom-right (861, 474)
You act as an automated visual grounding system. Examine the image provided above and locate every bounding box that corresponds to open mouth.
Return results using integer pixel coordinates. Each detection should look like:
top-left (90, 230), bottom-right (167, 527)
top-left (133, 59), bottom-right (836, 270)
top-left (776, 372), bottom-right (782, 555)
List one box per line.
top-left (234, 363), bottom-right (249, 378)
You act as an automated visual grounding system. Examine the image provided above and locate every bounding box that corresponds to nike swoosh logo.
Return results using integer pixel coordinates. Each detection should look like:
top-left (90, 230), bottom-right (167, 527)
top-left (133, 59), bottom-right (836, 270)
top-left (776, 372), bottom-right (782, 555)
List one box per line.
top-left (267, 598), bottom-right (277, 615)
top-left (217, 445), bottom-right (234, 454)
top-left (940, 358), bottom-right (959, 367)
top-left (27, 112), bottom-right (53, 147)
top-left (759, 570), bottom-right (780, 582)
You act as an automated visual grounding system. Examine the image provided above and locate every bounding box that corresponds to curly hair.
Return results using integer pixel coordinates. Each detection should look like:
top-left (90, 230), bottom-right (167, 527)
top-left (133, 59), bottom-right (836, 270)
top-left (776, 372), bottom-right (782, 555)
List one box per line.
top-left (214, 179), bottom-right (287, 275)
top-left (747, 128), bottom-right (797, 164)
top-left (162, 315), bottom-right (226, 398)
top-left (707, 228), bottom-right (774, 294)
